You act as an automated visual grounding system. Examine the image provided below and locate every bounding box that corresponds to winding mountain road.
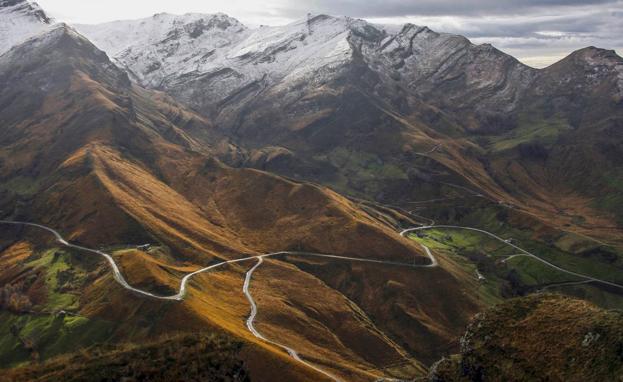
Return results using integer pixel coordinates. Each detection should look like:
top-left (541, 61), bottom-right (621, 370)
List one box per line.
top-left (3, 219), bottom-right (622, 381)
top-left (0, 220), bottom-right (435, 382)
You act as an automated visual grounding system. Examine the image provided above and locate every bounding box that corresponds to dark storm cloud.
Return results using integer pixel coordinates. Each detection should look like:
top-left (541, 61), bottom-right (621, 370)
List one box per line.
top-left (437, 10), bottom-right (615, 39)
top-left (262, 0), bottom-right (622, 67)
top-left (38, 0), bottom-right (623, 67)
top-left (264, 0), bottom-right (622, 48)
top-left (272, 0), bottom-right (620, 18)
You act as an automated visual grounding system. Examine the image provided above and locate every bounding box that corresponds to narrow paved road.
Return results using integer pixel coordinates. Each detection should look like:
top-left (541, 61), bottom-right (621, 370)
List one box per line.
top-left (415, 144), bottom-right (441, 157)
top-left (538, 280), bottom-right (595, 292)
top-left (243, 256), bottom-right (342, 382)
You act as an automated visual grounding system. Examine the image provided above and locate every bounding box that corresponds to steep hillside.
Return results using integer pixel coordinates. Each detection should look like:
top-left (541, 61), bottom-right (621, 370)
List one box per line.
top-left (2, 333), bottom-right (249, 382)
top-left (430, 294), bottom-right (623, 382)
top-left (77, 13), bottom-right (623, 248)
top-left (483, 47), bottom-right (623, 226)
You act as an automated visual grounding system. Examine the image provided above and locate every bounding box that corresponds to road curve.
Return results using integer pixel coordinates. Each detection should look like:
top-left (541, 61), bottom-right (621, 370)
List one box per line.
top-left (243, 256), bottom-right (342, 382)
top-left (0, 220), bottom-right (185, 300)
top-left (402, 225), bottom-right (623, 290)
top-left (0, 221), bottom-right (437, 300)
top-left (240, 248), bottom-right (435, 382)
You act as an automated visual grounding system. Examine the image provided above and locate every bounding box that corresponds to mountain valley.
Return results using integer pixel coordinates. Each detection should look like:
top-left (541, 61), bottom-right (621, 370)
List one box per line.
top-left (1, 1), bottom-right (623, 381)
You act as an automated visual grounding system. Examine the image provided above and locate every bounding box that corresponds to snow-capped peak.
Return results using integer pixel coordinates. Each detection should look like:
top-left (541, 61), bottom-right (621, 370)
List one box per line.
top-left (75, 12), bottom-right (373, 91)
top-left (74, 11), bottom-right (528, 119)
top-left (75, 12), bottom-right (247, 57)
top-left (0, 0), bottom-right (54, 55)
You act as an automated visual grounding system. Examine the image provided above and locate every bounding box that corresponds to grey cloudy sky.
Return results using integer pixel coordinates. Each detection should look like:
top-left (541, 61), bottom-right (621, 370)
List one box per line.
top-left (37, 0), bottom-right (623, 67)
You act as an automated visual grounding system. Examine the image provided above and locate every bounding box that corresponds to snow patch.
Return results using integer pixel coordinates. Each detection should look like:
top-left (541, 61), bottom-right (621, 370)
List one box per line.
top-left (0, 0), bottom-right (53, 55)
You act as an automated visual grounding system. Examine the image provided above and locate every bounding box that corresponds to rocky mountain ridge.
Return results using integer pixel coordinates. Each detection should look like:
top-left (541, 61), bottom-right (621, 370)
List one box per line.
top-left (4, 4), bottom-right (621, 134)
top-left (73, 12), bottom-right (623, 136)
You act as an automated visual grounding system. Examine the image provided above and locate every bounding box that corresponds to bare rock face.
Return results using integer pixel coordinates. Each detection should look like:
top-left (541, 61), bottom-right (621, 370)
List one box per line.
top-left (367, 25), bottom-right (537, 114)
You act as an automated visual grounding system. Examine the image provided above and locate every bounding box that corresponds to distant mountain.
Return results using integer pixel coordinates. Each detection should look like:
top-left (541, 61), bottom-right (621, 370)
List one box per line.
top-left (0, 0), bottom-right (53, 54)
top-left (76, 14), bottom-right (379, 118)
top-left (75, 12), bottom-right (623, 135)
top-left (76, 14), bottom-right (539, 128)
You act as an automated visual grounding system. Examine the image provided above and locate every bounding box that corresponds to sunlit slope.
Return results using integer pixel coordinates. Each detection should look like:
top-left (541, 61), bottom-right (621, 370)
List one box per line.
top-left (0, 23), bottom-right (481, 381)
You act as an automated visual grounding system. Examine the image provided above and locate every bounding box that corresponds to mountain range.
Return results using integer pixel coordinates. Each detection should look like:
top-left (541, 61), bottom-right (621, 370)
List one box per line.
top-left (1, 1), bottom-right (623, 381)
top-left (75, 11), bottom-right (623, 243)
